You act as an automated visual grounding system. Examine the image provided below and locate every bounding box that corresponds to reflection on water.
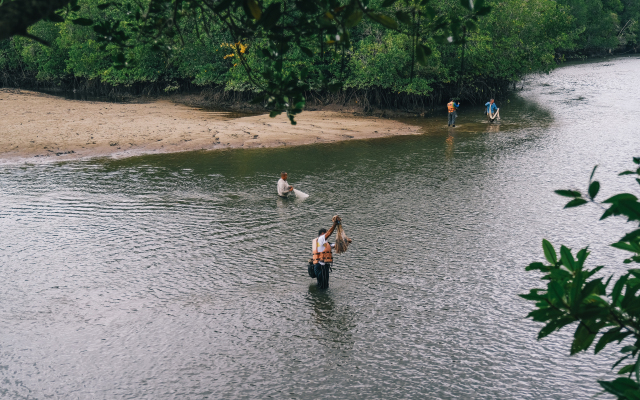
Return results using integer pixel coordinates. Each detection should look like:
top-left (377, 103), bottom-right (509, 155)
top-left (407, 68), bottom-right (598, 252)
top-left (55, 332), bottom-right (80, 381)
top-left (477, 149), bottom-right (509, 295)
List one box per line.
top-left (307, 286), bottom-right (356, 350)
top-left (445, 132), bottom-right (455, 160)
top-left (1, 55), bottom-right (640, 399)
top-left (486, 122), bottom-right (501, 133)
top-left (395, 93), bottom-right (553, 136)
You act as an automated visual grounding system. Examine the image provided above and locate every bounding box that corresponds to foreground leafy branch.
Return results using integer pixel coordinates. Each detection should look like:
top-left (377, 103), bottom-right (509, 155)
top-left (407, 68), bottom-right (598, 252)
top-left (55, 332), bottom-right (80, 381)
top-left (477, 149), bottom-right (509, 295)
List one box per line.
top-left (523, 158), bottom-right (640, 399)
top-left (0, 0), bottom-right (72, 44)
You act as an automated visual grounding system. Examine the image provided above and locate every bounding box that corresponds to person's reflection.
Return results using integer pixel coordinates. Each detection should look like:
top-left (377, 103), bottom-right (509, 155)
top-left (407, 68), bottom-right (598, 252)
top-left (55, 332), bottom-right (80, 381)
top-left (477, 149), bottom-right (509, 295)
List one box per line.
top-left (276, 196), bottom-right (290, 209)
top-left (277, 192), bottom-right (307, 210)
top-left (307, 285), bottom-right (355, 350)
top-left (445, 132), bottom-right (455, 160)
top-left (487, 123), bottom-right (501, 133)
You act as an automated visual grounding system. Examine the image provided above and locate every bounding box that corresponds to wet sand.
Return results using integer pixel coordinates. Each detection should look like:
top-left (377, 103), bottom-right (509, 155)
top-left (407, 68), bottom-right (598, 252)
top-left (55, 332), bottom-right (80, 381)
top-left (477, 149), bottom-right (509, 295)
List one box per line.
top-left (0, 89), bottom-right (422, 161)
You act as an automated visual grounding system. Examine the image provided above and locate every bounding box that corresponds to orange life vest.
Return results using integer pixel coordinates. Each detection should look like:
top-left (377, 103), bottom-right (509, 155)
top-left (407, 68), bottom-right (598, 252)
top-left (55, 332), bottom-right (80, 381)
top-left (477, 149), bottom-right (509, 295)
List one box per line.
top-left (312, 237), bottom-right (333, 264)
top-left (447, 101), bottom-right (457, 113)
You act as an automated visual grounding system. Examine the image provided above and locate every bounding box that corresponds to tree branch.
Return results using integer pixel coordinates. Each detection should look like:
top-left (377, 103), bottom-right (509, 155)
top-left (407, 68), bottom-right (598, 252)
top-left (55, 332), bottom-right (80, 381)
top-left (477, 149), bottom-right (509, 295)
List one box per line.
top-left (0, 0), bottom-right (72, 42)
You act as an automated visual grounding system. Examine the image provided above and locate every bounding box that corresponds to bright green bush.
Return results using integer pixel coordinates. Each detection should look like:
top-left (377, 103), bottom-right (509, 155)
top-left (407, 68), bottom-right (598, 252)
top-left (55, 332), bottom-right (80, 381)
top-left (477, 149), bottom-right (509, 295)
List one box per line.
top-left (0, 0), bottom-right (634, 98)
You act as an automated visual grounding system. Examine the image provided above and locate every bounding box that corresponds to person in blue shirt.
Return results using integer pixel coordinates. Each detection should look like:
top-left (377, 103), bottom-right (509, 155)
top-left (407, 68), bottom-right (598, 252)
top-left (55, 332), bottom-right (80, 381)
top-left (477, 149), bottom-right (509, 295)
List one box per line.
top-left (485, 99), bottom-right (499, 122)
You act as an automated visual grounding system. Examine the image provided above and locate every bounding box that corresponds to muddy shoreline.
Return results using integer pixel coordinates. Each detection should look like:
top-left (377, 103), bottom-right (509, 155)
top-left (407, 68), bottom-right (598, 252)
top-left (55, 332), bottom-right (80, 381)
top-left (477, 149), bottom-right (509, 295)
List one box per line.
top-left (0, 89), bottom-right (423, 162)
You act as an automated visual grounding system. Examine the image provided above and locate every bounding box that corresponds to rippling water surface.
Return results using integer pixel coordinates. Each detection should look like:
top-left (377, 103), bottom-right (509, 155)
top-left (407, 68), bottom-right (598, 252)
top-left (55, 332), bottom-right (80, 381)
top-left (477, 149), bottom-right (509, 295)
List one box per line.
top-left (2, 56), bottom-right (640, 399)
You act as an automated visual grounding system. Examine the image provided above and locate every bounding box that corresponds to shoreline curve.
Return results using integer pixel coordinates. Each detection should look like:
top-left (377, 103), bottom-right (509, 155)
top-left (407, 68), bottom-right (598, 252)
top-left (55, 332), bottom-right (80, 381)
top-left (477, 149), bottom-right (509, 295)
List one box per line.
top-left (0, 89), bottom-right (423, 162)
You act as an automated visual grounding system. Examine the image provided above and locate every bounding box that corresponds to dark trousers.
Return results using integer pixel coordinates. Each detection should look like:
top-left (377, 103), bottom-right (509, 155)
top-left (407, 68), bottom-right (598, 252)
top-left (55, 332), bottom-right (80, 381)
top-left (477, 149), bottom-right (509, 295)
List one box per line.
top-left (448, 111), bottom-right (457, 126)
top-left (314, 263), bottom-right (331, 289)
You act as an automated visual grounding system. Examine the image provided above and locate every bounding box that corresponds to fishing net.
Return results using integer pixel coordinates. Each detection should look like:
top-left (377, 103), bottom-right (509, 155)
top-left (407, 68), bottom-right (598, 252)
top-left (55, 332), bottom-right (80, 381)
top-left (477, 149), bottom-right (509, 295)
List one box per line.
top-left (293, 189), bottom-right (309, 199)
top-left (333, 215), bottom-right (350, 254)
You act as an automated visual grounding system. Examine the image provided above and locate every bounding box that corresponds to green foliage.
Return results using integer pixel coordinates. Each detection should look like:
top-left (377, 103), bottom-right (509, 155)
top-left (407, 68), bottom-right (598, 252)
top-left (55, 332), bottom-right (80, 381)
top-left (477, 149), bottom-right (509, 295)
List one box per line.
top-left (2, 0), bottom-right (569, 92)
top-left (523, 158), bottom-right (640, 399)
top-left (1, 0), bottom-right (636, 121)
top-left (556, 0), bottom-right (640, 51)
top-left (463, 0), bottom-right (575, 80)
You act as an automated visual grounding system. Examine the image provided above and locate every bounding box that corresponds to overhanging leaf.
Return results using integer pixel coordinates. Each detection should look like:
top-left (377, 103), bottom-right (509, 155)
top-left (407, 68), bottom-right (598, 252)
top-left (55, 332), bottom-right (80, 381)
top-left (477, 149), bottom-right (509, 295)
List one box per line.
top-left (72, 18), bottom-right (93, 26)
top-left (599, 378), bottom-right (639, 397)
top-left (476, 5), bottom-right (491, 15)
top-left (464, 20), bottom-right (477, 31)
top-left (618, 364), bottom-right (635, 374)
top-left (299, 47), bottom-right (313, 57)
top-left (595, 327), bottom-right (623, 354)
top-left (570, 322), bottom-right (598, 354)
top-left (246, 0), bottom-right (262, 20)
top-left (538, 316), bottom-right (575, 339)
top-left (603, 193), bottom-right (638, 204)
top-left (555, 190), bottom-right (581, 198)
top-left (542, 239), bottom-right (557, 264)
top-left (395, 11), bottom-right (412, 25)
top-left (47, 14), bottom-right (65, 23)
top-left (588, 181), bottom-right (600, 199)
top-left (564, 198), bottom-right (588, 208)
top-left (548, 281), bottom-right (565, 305)
top-left (415, 44), bottom-right (431, 66)
top-left (560, 246), bottom-right (575, 271)
top-left (345, 10), bottom-right (363, 28)
top-left (368, 12), bottom-right (398, 30)
top-left (612, 242), bottom-right (637, 252)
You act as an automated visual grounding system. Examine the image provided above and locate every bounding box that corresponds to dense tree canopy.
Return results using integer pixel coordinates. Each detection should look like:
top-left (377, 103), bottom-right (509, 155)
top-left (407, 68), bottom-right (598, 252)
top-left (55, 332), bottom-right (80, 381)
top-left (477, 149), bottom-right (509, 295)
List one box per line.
top-left (0, 0), bottom-right (637, 120)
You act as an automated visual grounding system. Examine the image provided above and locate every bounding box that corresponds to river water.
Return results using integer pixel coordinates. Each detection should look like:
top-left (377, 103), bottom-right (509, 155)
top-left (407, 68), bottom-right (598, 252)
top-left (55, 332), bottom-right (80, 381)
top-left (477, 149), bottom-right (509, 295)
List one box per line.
top-left (1, 56), bottom-right (639, 399)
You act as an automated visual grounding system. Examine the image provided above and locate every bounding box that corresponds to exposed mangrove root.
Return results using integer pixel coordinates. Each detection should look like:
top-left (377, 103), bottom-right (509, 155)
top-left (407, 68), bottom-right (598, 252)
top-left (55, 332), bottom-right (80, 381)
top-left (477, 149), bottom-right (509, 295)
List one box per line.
top-left (0, 74), bottom-right (516, 114)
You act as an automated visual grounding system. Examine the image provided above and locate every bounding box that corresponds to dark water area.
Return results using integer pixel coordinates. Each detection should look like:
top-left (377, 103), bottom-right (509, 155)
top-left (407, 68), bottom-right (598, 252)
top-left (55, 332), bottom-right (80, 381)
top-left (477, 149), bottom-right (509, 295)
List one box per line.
top-left (1, 56), bottom-right (640, 399)
top-left (32, 88), bottom-right (131, 103)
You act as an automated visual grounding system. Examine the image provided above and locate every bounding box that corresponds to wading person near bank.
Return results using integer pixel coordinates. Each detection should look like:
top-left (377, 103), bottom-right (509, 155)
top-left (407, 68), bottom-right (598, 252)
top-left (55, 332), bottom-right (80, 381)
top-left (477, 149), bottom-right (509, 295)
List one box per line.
top-left (485, 99), bottom-right (500, 122)
top-left (277, 171), bottom-right (294, 198)
top-left (447, 99), bottom-right (460, 127)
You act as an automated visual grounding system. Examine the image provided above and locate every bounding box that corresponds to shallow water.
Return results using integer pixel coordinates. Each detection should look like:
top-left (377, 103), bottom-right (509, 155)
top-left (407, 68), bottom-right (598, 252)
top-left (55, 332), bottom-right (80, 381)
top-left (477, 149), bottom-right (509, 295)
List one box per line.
top-left (1, 56), bottom-right (640, 399)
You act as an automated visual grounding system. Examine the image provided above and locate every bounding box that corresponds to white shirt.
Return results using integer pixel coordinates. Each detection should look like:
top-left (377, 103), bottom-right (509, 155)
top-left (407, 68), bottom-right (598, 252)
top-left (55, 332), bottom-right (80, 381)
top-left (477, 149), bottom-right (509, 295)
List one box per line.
top-left (277, 178), bottom-right (291, 197)
top-left (316, 235), bottom-right (335, 265)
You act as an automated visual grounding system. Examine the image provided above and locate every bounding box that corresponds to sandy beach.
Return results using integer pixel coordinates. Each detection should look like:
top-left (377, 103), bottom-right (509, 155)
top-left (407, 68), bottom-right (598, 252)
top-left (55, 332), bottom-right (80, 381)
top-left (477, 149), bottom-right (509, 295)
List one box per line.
top-left (0, 89), bottom-right (422, 162)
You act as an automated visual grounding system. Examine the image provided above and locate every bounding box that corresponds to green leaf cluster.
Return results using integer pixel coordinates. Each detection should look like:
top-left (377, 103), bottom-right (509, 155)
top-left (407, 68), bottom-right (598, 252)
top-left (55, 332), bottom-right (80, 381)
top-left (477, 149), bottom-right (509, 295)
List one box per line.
top-left (555, 0), bottom-right (640, 53)
top-left (523, 158), bottom-right (640, 399)
top-left (1, 0), bottom-right (573, 103)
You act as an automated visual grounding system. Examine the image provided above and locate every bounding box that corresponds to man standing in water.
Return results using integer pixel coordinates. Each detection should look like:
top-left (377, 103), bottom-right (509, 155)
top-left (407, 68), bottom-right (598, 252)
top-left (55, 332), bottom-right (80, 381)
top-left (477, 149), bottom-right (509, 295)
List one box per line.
top-left (485, 99), bottom-right (499, 122)
top-left (447, 99), bottom-right (460, 127)
top-left (312, 216), bottom-right (352, 289)
top-left (312, 217), bottom-right (340, 289)
top-left (277, 171), bottom-right (294, 198)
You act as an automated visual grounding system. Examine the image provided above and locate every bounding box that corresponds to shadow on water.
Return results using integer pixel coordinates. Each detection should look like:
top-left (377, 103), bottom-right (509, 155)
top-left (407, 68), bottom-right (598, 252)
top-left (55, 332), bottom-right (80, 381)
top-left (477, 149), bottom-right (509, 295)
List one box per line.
top-left (306, 285), bottom-right (356, 350)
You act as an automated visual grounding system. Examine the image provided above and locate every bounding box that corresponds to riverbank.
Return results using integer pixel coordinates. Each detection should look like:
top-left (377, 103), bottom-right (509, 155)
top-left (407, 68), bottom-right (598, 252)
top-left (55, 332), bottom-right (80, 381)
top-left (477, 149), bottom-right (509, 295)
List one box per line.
top-left (0, 89), bottom-right (423, 162)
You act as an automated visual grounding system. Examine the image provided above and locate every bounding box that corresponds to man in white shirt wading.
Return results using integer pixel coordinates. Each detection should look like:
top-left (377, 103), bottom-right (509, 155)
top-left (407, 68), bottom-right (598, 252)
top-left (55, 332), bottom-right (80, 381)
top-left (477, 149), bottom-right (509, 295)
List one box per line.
top-left (277, 171), bottom-right (294, 198)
